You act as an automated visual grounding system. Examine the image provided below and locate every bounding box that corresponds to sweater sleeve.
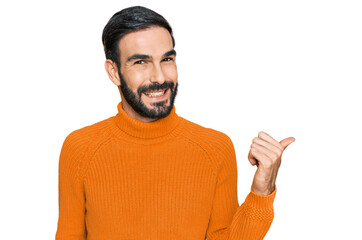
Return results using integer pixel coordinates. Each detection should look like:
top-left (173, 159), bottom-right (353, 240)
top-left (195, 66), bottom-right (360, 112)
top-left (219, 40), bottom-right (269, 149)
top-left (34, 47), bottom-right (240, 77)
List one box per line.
top-left (205, 134), bottom-right (276, 240)
top-left (55, 132), bottom-right (87, 240)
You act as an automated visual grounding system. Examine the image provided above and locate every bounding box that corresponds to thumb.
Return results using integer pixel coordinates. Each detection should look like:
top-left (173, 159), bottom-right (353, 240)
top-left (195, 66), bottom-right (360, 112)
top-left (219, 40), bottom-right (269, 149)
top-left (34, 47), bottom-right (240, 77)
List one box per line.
top-left (280, 137), bottom-right (295, 150)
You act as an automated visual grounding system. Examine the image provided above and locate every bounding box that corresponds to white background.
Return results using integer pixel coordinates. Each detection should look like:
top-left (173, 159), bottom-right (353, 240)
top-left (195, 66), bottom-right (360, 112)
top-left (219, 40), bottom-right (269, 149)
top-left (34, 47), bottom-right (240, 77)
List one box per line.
top-left (0, 0), bottom-right (361, 239)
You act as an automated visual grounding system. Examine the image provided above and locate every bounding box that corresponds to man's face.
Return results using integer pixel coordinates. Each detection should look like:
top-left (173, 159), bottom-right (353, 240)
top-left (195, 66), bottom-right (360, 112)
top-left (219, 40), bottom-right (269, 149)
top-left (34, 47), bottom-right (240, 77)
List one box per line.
top-left (117, 26), bottom-right (178, 120)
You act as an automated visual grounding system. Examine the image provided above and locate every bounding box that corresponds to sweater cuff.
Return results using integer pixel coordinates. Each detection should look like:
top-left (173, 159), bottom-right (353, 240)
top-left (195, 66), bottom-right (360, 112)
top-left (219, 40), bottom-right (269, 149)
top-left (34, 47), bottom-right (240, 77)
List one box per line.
top-left (246, 185), bottom-right (277, 210)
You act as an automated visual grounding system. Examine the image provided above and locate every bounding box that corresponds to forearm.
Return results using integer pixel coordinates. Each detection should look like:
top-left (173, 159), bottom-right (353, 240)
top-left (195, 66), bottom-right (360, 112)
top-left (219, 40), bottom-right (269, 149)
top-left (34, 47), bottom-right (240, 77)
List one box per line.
top-left (227, 187), bottom-right (276, 240)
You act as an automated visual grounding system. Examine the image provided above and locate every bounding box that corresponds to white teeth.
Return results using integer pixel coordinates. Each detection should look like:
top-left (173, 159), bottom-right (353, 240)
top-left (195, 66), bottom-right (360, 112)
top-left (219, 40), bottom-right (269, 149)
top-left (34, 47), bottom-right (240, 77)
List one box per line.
top-left (144, 90), bottom-right (166, 97)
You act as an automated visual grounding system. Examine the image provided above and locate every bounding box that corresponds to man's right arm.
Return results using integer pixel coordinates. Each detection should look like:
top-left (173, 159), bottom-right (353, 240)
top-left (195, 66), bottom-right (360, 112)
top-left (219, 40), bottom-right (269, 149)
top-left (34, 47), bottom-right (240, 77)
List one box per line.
top-left (55, 132), bottom-right (87, 240)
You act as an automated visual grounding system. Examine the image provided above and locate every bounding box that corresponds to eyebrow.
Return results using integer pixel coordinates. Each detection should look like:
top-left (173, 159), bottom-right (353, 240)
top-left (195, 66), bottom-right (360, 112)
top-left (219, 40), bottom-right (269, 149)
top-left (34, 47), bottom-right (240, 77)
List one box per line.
top-left (126, 49), bottom-right (177, 63)
top-left (163, 49), bottom-right (177, 58)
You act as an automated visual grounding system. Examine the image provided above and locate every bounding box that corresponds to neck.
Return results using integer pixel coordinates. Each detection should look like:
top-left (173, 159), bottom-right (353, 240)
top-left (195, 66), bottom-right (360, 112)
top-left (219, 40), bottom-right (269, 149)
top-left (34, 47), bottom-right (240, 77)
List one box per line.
top-left (112, 100), bottom-right (180, 140)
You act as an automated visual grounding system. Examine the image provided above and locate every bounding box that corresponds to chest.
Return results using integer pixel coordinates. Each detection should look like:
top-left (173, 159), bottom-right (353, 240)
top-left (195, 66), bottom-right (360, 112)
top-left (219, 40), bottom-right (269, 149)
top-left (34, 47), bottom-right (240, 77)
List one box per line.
top-left (83, 140), bottom-right (217, 239)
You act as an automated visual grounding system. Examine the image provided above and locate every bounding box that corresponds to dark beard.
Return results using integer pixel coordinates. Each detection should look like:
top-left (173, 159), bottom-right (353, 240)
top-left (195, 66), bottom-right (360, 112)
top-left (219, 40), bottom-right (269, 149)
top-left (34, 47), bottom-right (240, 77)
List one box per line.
top-left (118, 71), bottom-right (178, 120)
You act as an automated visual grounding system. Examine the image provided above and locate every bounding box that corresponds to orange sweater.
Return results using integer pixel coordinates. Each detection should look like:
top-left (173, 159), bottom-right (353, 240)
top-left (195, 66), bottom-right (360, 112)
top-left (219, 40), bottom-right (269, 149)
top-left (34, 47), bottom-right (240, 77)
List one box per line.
top-left (55, 101), bottom-right (276, 240)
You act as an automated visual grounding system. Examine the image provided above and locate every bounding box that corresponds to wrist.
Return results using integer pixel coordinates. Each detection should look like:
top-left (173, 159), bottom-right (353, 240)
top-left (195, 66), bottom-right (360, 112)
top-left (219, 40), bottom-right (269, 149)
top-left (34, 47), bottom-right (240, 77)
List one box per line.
top-left (244, 185), bottom-right (277, 212)
top-left (251, 185), bottom-right (275, 196)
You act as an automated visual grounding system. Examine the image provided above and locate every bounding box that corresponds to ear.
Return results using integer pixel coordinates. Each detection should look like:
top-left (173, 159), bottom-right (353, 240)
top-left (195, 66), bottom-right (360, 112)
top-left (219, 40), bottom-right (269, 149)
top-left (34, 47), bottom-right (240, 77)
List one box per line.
top-left (105, 59), bottom-right (121, 86)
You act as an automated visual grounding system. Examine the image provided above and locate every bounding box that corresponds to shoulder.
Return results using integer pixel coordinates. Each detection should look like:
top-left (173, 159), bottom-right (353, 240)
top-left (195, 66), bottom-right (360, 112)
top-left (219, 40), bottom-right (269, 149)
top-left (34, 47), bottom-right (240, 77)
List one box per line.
top-left (62, 117), bottom-right (112, 150)
top-left (180, 117), bottom-right (235, 150)
top-left (59, 117), bottom-right (113, 177)
top-left (179, 117), bottom-right (238, 180)
top-left (179, 117), bottom-right (237, 167)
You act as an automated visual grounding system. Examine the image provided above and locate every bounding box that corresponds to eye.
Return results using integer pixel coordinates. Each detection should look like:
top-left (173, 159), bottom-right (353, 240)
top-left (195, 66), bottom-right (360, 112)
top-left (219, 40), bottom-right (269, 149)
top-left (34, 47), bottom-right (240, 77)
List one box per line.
top-left (162, 57), bottom-right (173, 62)
top-left (134, 60), bottom-right (145, 64)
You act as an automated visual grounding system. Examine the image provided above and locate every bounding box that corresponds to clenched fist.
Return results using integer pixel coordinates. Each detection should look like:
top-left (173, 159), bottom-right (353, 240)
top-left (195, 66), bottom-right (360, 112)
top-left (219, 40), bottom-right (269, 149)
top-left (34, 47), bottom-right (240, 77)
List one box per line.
top-left (248, 131), bottom-right (295, 196)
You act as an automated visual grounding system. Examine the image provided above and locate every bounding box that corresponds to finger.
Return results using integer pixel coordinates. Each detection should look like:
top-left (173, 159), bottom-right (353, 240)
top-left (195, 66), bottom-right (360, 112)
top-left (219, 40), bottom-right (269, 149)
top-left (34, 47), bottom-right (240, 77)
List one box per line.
top-left (251, 143), bottom-right (278, 162)
top-left (250, 148), bottom-right (272, 169)
top-left (253, 137), bottom-right (282, 156)
top-left (258, 131), bottom-right (283, 151)
top-left (280, 137), bottom-right (296, 150)
top-left (250, 158), bottom-right (258, 166)
top-left (248, 150), bottom-right (258, 166)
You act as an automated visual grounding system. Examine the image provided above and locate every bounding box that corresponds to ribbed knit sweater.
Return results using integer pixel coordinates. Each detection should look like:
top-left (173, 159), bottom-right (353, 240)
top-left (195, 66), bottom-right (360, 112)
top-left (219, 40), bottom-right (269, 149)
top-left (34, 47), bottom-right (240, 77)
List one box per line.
top-left (55, 101), bottom-right (276, 240)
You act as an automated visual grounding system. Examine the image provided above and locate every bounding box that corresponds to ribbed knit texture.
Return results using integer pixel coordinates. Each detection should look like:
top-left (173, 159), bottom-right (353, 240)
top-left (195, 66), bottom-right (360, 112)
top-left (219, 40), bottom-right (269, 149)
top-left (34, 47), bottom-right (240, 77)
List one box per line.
top-left (55, 101), bottom-right (276, 240)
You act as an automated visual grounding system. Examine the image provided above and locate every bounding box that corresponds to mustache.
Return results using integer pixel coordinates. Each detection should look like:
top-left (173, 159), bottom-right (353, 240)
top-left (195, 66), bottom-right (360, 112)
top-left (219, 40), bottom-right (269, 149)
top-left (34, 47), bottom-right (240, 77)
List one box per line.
top-left (137, 81), bottom-right (175, 96)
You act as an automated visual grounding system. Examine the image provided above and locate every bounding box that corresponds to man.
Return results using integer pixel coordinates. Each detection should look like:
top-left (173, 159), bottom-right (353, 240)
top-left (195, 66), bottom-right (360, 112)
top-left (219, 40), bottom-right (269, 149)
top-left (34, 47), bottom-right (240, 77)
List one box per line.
top-left (55, 6), bottom-right (295, 240)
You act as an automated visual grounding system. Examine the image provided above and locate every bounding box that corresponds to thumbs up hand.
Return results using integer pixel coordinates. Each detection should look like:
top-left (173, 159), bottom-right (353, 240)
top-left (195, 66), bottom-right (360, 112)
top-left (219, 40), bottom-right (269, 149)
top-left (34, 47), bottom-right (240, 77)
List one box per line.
top-left (248, 131), bottom-right (295, 196)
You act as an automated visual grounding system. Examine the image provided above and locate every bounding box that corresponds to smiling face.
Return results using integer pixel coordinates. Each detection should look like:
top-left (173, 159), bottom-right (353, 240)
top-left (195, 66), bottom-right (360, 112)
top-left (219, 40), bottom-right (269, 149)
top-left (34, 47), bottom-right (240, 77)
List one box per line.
top-left (107, 26), bottom-right (178, 122)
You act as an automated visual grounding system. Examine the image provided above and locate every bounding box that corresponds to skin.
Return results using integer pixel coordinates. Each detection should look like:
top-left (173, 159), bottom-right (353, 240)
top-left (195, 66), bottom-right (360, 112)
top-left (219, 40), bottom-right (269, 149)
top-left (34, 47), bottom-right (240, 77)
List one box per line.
top-left (105, 26), bottom-right (177, 122)
top-left (105, 26), bottom-right (295, 196)
top-left (249, 131), bottom-right (295, 195)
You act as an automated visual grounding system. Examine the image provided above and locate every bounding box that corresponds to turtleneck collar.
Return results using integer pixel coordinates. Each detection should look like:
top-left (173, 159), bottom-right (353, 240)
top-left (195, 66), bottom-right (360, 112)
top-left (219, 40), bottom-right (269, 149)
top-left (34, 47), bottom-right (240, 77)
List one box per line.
top-left (112, 101), bottom-right (181, 139)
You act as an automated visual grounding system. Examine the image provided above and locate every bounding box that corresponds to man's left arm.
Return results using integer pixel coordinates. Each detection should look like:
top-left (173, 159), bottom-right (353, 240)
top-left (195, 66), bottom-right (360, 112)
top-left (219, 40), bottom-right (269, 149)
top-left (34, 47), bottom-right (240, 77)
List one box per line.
top-left (205, 131), bottom-right (295, 240)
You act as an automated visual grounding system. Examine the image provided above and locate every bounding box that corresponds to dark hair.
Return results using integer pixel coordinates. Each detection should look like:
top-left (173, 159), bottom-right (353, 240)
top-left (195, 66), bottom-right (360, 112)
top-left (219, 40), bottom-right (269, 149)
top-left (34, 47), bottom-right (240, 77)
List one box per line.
top-left (102, 6), bottom-right (175, 69)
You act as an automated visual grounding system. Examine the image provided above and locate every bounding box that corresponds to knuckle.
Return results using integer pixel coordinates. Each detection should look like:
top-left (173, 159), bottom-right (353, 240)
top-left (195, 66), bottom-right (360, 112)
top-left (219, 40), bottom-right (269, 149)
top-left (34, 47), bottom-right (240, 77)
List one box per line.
top-left (252, 137), bottom-right (258, 143)
top-left (271, 152), bottom-right (279, 160)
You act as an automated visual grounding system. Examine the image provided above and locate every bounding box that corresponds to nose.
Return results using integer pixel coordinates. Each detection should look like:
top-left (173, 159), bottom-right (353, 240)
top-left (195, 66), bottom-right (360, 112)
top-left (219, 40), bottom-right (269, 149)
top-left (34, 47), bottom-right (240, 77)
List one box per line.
top-left (150, 63), bottom-right (166, 84)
